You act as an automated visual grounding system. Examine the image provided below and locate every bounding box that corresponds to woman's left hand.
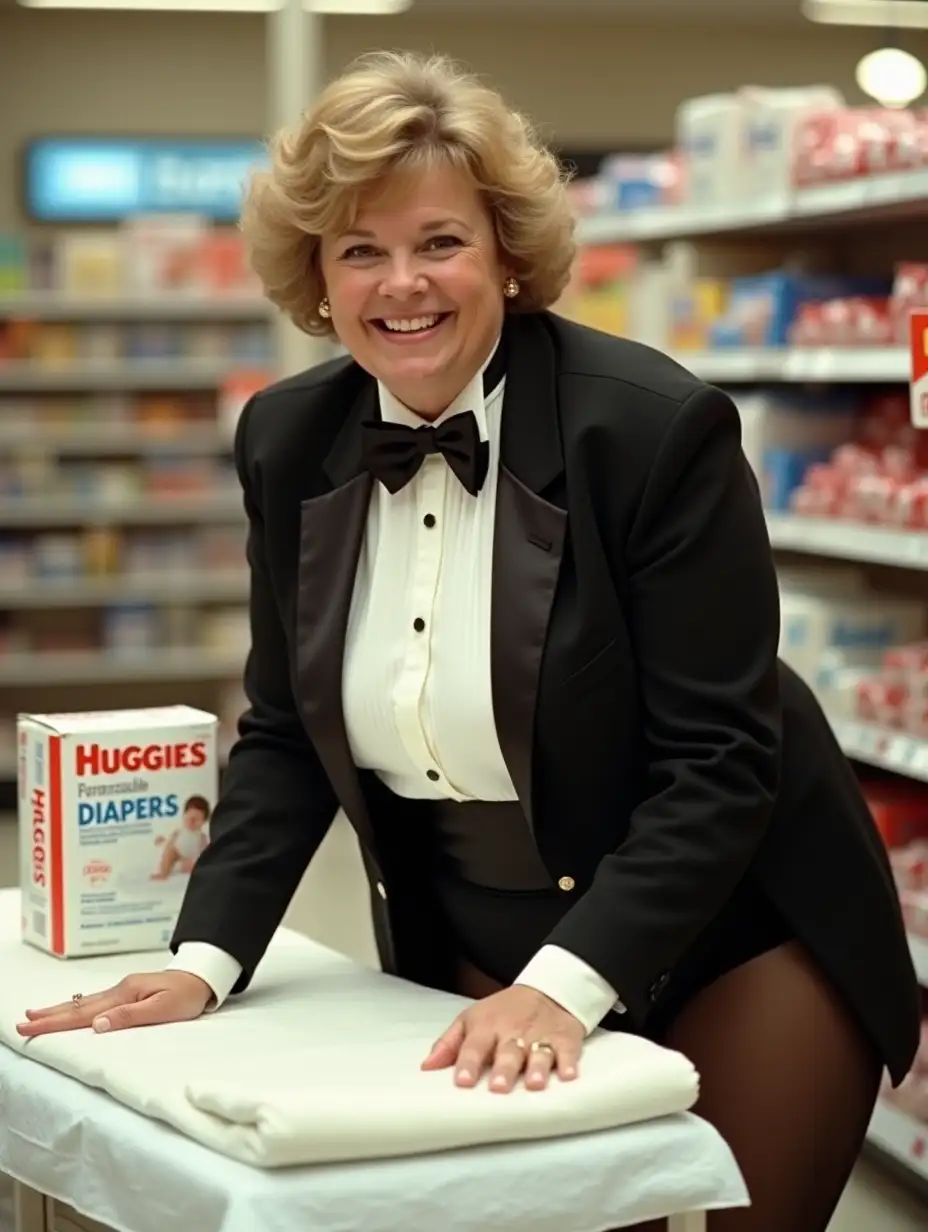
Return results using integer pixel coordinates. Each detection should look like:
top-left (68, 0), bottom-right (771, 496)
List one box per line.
top-left (420, 986), bottom-right (585, 1092)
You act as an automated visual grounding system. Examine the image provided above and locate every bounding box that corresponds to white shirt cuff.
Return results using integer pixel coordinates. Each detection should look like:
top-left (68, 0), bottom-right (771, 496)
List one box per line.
top-left (514, 944), bottom-right (625, 1034)
top-left (167, 942), bottom-right (243, 1011)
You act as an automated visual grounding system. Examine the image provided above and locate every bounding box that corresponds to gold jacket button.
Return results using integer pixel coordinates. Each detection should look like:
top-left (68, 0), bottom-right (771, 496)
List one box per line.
top-left (376, 881), bottom-right (387, 900)
top-left (557, 875), bottom-right (576, 892)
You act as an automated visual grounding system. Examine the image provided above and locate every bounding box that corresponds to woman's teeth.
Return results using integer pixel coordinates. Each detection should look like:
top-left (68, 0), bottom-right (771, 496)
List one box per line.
top-left (381, 315), bottom-right (441, 333)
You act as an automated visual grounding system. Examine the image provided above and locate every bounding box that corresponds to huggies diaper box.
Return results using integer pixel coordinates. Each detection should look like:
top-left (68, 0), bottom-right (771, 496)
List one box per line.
top-left (18, 705), bottom-right (218, 958)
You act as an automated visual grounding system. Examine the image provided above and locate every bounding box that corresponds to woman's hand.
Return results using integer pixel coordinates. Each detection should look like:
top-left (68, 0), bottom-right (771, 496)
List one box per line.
top-left (17, 971), bottom-right (213, 1038)
top-left (421, 986), bottom-right (585, 1092)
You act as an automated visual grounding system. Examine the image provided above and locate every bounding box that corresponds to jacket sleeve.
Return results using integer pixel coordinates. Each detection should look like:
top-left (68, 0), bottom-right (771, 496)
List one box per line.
top-left (170, 394), bottom-right (339, 992)
top-left (544, 384), bottom-right (782, 1025)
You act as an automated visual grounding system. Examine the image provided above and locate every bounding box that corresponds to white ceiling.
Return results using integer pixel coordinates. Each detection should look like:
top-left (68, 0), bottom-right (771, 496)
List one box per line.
top-left (0, 0), bottom-right (808, 18)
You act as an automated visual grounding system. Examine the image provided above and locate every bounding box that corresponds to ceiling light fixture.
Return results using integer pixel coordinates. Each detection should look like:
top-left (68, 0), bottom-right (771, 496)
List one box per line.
top-left (856, 44), bottom-right (928, 106)
top-left (803, 0), bottom-right (928, 29)
top-left (18, 1), bottom-right (411, 12)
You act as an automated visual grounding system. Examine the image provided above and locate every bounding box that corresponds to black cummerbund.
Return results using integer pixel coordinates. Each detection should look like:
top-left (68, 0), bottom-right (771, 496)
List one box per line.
top-left (429, 798), bottom-right (552, 891)
top-left (425, 797), bottom-right (570, 987)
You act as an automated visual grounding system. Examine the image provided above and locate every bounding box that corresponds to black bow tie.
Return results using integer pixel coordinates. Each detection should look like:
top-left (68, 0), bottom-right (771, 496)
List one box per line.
top-left (361, 411), bottom-right (490, 496)
top-left (361, 341), bottom-right (506, 496)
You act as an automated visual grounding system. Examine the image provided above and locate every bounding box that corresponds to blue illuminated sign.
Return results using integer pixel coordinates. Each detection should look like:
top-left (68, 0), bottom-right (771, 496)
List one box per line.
top-left (23, 138), bottom-right (268, 223)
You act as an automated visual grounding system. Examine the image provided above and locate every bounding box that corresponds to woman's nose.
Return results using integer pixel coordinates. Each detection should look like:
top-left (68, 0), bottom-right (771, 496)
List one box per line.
top-left (379, 254), bottom-right (428, 299)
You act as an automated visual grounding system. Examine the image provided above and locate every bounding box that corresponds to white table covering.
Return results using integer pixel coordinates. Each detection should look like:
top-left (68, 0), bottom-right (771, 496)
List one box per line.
top-left (0, 889), bottom-right (748, 1230)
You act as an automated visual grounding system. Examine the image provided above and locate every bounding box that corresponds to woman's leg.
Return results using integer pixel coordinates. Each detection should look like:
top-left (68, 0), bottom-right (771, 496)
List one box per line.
top-left (628, 939), bottom-right (881, 1232)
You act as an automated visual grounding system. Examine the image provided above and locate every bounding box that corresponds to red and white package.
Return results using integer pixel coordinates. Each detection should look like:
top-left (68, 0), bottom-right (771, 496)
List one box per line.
top-left (856, 675), bottom-right (908, 726)
top-left (885, 642), bottom-right (928, 674)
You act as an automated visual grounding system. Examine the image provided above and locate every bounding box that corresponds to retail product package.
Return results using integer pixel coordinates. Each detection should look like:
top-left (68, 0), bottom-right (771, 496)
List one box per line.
top-left (738, 86), bottom-right (843, 203)
top-left (734, 388), bottom-right (858, 508)
top-left (675, 93), bottom-right (744, 209)
top-left (18, 705), bottom-right (218, 959)
top-left (708, 272), bottom-right (892, 350)
top-left (778, 592), bottom-right (925, 687)
top-left (0, 891), bottom-right (699, 1169)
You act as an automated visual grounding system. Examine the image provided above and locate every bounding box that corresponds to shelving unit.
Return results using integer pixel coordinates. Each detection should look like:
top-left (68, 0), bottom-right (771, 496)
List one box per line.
top-left (672, 347), bottom-right (909, 384)
top-left (0, 357), bottom-right (244, 392)
top-left (0, 422), bottom-right (232, 455)
top-left (0, 270), bottom-right (272, 773)
top-left (0, 294), bottom-right (271, 322)
top-left (766, 515), bottom-right (928, 569)
top-left (0, 648), bottom-right (245, 686)
top-left (575, 168), bottom-right (928, 245)
top-left (0, 494), bottom-right (244, 527)
top-left (578, 160), bottom-right (928, 1190)
top-left (0, 570), bottom-right (248, 608)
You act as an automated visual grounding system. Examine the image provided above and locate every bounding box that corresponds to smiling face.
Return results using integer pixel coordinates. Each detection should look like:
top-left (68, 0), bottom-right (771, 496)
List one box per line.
top-left (319, 163), bottom-right (510, 418)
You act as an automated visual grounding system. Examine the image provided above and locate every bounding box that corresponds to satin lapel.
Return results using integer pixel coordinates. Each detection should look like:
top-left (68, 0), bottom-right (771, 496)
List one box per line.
top-left (492, 314), bottom-right (566, 830)
top-left (295, 380), bottom-right (377, 851)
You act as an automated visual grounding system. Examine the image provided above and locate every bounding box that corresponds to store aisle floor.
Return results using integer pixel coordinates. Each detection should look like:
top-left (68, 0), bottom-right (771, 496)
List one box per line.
top-left (0, 813), bottom-right (923, 1231)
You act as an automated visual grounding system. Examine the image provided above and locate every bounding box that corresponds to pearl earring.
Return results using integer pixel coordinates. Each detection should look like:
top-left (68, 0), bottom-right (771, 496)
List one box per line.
top-left (503, 277), bottom-right (520, 299)
top-left (318, 297), bottom-right (331, 319)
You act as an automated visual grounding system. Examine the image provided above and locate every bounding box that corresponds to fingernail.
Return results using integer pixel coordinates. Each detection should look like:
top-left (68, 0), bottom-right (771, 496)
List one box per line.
top-left (455, 1068), bottom-right (472, 1083)
top-left (563, 1066), bottom-right (577, 1079)
top-left (93, 1016), bottom-right (111, 1033)
top-left (491, 1074), bottom-right (507, 1089)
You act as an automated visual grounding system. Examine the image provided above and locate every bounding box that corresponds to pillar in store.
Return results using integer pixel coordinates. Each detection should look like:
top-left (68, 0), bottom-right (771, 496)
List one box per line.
top-left (267, 0), bottom-right (329, 376)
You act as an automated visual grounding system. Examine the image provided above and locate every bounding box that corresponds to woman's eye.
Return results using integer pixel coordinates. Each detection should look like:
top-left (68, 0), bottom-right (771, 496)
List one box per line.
top-left (342, 245), bottom-right (378, 260)
top-left (424, 235), bottom-right (461, 252)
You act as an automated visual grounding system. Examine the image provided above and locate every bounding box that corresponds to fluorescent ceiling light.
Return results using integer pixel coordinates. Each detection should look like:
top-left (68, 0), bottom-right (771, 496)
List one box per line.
top-left (19, 1), bottom-right (412, 12)
top-left (803, 0), bottom-right (928, 29)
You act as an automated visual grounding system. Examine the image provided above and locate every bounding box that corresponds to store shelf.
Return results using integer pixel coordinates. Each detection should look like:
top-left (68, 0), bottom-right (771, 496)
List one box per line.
top-left (576, 169), bottom-right (928, 245)
top-left (0, 423), bottom-right (232, 456)
top-left (0, 358), bottom-right (247, 392)
top-left (0, 293), bottom-right (270, 321)
top-left (909, 934), bottom-right (928, 988)
top-left (766, 514), bottom-right (928, 569)
top-left (0, 493), bottom-right (243, 526)
top-left (0, 570), bottom-right (248, 609)
top-left (829, 717), bottom-right (928, 782)
top-left (678, 347), bottom-right (908, 384)
top-left (0, 648), bottom-right (244, 686)
top-left (867, 1100), bottom-right (928, 1183)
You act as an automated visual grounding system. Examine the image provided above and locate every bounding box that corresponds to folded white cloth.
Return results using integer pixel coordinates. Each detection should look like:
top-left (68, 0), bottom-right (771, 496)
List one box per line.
top-left (0, 890), bottom-right (699, 1169)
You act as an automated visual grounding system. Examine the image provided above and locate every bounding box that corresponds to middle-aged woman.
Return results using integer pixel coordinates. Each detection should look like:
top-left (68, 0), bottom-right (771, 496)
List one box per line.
top-left (20, 52), bottom-right (920, 1232)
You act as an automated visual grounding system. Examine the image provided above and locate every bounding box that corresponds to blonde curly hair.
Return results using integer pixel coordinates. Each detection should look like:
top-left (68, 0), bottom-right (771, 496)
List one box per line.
top-left (240, 51), bottom-right (576, 337)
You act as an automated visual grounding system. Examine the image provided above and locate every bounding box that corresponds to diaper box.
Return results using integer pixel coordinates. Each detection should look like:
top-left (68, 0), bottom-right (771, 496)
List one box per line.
top-left (18, 704), bottom-right (218, 958)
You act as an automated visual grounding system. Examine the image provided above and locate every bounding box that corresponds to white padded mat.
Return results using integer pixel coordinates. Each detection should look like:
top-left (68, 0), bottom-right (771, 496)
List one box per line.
top-left (0, 891), bottom-right (703, 1170)
top-left (0, 1045), bottom-right (749, 1232)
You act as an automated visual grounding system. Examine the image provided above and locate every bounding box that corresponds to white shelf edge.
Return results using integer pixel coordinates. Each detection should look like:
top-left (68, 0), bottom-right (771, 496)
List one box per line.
top-left (0, 648), bottom-right (244, 686)
top-left (766, 514), bottom-right (928, 570)
top-left (0, 294), bottom-right (271, 321)
top-left (908, 933), bottom-right (928, 987)
top-left (675, 347), bottom-right (909, 384)
top-left (867, 1100), bottom-right (928, 1182)
top-left (0, 571), bottom-right (249, 609)
top-left (0, 495), bottom-right (244, 526)
top-left (576, 169), bottom-right (928, 245)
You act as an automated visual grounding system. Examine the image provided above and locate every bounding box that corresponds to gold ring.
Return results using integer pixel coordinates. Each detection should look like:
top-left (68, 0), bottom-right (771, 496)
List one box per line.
top-left (71, 993), bottom-right (83, 1008)
top-left (529, 1040), bottom-right (556, 1058)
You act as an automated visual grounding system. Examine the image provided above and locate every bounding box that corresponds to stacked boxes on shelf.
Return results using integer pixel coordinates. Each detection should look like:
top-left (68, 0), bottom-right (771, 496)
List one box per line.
top-left (0, 216), bottom-right (274, 783)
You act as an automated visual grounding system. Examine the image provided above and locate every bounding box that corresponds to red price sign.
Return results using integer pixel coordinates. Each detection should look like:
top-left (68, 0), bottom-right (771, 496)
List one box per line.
top-left (909, 310), bottom-right (928, 427)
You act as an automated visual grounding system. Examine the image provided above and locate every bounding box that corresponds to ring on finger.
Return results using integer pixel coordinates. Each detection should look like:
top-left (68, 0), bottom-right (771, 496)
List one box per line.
top-left (504, 1036), bottom-right (528, 1053)
top-left (71, 993), bottom-right (84, 1009)
top-left (529, 1039), bottom-right (556, 1060)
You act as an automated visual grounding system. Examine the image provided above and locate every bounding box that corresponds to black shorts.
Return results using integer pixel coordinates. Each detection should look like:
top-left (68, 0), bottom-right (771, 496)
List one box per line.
top-left (435, 868), bottom-right (793, 1040)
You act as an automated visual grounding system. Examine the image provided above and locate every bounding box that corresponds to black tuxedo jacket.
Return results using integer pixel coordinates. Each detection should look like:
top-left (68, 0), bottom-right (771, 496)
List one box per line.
top-left (173, 311), bottom-right (919, 1082)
